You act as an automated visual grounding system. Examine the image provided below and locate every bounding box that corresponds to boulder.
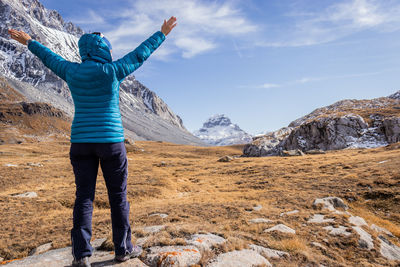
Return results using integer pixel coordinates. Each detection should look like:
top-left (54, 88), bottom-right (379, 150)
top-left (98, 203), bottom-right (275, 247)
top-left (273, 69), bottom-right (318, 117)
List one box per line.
top-left (307, 214), bottom-right (334, 224)
top-left (280, 150), bottom-right (304, 156)
top-left (283, 114), bottom-right (369, 151)
top-left (145, 245), bottom-right (201, 267)
top-left (348, 216), bottom-right (367, 227)
top-left (323, 226), bottom-right (351, 237)
top-left (248, 244), bottom-right (289, 259)
top-left (206, 249), bottom-right (271, 267)
top-left (313, 197), bottom-right (348, 211)
top-left (185, 233), bottom-right (226, 251)
top-left (143, 225), bottom-right (166, 234)
top-left (383, 117), bottom-right (400, 143)
top-left (370, 224), bottom-right (394, 237)
top-left (217, 156), bottom-right (233, 162)
top-left (242, 127), bottom-right (293, 156)
top-left (264, 224), bottom-right (295, 234)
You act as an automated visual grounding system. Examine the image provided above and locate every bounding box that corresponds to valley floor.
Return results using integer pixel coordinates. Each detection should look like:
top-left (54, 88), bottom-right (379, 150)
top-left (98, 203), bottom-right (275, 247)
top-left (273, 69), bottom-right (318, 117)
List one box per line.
top-left (0, 140), bottom-right (399, 266)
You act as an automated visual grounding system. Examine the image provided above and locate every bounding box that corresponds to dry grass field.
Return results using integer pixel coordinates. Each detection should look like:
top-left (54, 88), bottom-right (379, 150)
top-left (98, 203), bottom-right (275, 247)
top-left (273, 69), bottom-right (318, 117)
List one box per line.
top-left (0, 139), bottom-right (399, 266)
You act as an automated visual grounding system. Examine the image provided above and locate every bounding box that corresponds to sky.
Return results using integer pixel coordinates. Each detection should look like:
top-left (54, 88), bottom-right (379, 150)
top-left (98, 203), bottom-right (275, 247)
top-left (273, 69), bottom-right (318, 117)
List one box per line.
top-left (40, 0), bottom-right (400, 135)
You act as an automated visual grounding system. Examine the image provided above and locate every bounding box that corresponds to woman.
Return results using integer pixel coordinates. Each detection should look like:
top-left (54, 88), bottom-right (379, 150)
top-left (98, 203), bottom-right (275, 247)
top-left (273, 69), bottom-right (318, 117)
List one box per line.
top-left (8, 16), bottom-right (177, 267)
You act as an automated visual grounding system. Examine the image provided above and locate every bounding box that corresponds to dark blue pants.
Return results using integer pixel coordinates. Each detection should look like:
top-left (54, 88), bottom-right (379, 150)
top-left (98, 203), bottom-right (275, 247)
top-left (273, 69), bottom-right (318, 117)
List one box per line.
top-left (69, 142), bottom-right (133, 259)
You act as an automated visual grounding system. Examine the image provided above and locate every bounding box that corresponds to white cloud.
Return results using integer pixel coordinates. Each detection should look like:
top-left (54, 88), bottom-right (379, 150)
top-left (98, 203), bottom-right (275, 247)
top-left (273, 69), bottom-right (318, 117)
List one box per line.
top-left (100, 0), bottom-right (257, 59)
top-left (259, 0), bottom-right (400, 47)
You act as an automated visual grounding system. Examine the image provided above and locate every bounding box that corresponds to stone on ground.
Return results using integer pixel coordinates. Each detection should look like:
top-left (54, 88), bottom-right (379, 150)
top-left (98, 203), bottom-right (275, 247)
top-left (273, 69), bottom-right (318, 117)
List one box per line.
top-left (206, 249), bottom-right (271, 267)
top-left (144, 245), bottom-right (201, 267)
top-left (280, 210), bottom-right (299, 216)
top-left (348, 216), bottom-right (367, 227)
top-left (186, 233), bottom-right (226, 251)
top-left (378, 236), bottom-right (400, 261)
top-left (149, 213), bottom-right (168, 219)
top-left (352, 226), bottom-right (374, 250)
top-left (217, 156), bottom-right (233, 162)
top-left (307, 214), bottom-right (334, 223)
top-left (248, 244), bottom-right (289, 259)
top-left (313, 197), bottom-right (348, 211)
top-left (264, 224), bottom-right (295, 234)
top-left (323, 226), bottom-right (351, 236)
top-left (252, 204), bottom-right (262, 211)
top-left (28, 242), bottom-right (52, 256)
top-left (11, 191), bottom-right (38, 198)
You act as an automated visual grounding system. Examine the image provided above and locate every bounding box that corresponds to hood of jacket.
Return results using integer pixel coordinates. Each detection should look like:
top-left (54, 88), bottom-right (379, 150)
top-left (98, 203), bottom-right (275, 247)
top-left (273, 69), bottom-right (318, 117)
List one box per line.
top-left (78, 33), bottom-right (112, 63)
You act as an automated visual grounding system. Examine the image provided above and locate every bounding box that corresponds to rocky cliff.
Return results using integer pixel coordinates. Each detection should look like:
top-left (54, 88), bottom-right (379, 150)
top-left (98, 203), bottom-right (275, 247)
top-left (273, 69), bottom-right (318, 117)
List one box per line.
top-left (0, 0), bottom-right (204, 145)
top-left (244, 91), bottom-right (400, 156)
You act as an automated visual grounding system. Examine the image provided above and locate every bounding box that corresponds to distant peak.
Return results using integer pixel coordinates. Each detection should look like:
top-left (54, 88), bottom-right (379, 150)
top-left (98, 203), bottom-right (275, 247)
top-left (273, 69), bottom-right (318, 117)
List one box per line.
top-left (388, 90), bottom-right (400, 100)
top-left (203, 114), bottom-right (232, 128)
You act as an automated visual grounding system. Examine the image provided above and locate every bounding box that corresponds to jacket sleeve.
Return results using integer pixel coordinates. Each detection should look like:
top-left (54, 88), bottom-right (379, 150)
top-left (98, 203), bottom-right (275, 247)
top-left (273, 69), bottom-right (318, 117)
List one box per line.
top-left (111, 31), bottom-right (165, 81)
top-left (27, 40), bottom-right (72, 82)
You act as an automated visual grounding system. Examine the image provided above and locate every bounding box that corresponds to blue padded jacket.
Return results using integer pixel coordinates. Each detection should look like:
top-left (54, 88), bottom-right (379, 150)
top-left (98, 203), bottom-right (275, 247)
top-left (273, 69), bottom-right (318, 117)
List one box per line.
top-left (27, 31), bottom-right (165, 143)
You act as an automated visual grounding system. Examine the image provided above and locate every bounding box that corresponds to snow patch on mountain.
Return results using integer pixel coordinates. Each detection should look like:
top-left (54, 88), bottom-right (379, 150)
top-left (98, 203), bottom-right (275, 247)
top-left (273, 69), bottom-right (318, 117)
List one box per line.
top-left (193, 114), bottom-right (252, 146)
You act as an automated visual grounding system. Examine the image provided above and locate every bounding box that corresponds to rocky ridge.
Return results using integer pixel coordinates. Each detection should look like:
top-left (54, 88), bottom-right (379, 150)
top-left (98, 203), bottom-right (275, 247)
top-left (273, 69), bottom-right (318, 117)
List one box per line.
top-left (244, 91), bottom-right (400, 156)
top-left (193, 114), bottom-right (253, 146)
top-left (0, 0), bottom-right (204, 145)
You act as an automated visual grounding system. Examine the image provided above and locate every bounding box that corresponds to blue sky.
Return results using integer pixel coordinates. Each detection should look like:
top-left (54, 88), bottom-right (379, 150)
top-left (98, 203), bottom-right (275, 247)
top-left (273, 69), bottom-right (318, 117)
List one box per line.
top-left (40, 0), bottom-right (400, 134)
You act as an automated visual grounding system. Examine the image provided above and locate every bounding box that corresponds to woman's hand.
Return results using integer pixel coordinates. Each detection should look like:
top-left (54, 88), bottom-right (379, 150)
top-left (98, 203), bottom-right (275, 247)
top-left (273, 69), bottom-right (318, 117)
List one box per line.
top-left (161, 16), bottom-right (177, 36)
top-left (8, 29), bottom-right (32, 45)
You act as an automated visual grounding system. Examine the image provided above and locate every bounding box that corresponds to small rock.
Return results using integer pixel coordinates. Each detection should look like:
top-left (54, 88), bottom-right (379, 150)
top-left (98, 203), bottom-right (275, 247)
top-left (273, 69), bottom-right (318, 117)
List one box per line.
top-left (217, 156), bottom-right (233, 162)
top-left (28, 242), bottom-right (52, 256)
top-left (305, 150), bottom-right (326, 155)
top-left (145, 245), bottom-right (201, 267)
top-left (12, 192), bottom-right (38, 198)
top-left (348, 216), bottom-right (367, 227)
top-left (4, 163), bottom-right (18, 167)
top-left (252, 204), bottom-right (262, 211)
top-left (280, 210), bottom-right (299, 216)
top-left (27, 162), bottom-right (43, 167)
top-left (370, 224), bottom-right (394, 237)
top-left (157, 161), bottom-right (167, 167)
top-left (149, 213), bottom-right (168, 219)
top-left (264, 224), bottom-right (295, 234)
top-left (207, 249), bottom-right (272, 267)
top-left (352, 226), bottom-right (374, 250)
top-left (249, 244), bottom-right (289, 259)
top-left (186, 233), bottom-right (226, 251)
top-left (323, 226), bottom-right (351, 236)
top-left (307, 214), bottom-right (334, 224)
top-left (379, 235), bottom-right (400, 261)
top-left (143, 225), bottom-right (166, 234)
top-left (280, 149), bottom-right (304, 156)
top-left (313, 197), bottom-right (348, 211)
top-left (249, 218), bottom-right (273, 224)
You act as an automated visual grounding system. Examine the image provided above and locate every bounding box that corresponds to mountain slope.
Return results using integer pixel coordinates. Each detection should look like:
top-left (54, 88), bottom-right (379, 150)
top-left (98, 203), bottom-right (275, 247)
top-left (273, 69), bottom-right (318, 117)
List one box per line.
top-left (0, 0), bottom-right (204, 145)
top-left (193, 114), bottom-right (252, 146)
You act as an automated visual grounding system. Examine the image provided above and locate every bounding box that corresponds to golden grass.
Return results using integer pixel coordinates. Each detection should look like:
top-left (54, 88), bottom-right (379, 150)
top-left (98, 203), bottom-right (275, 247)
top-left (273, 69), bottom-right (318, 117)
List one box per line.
top-left (0, 140), bottom-right (399, 266)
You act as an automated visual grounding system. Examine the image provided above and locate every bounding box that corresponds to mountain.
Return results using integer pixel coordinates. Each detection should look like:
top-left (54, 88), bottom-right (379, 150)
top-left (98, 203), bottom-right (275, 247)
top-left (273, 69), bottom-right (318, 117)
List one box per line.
top-left (193, 114), bottom-right (252, 146)
top-left (0, 0), bottom-right (205, 145)
top-left (244, 91), bottom-right (400, 156)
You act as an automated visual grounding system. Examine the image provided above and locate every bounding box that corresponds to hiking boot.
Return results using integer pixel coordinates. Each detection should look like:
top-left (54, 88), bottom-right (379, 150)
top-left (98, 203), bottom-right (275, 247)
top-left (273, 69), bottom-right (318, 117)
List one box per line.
top-left (72, 256), bottom-right (90, 267)
top-left (115, 245), bottom-right (143, 262)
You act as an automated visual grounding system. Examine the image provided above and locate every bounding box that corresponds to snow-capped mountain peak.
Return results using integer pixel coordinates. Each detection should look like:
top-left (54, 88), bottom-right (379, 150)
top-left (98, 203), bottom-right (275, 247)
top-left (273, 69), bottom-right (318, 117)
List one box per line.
top-left (193, 114), bottom-right (252, 146)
